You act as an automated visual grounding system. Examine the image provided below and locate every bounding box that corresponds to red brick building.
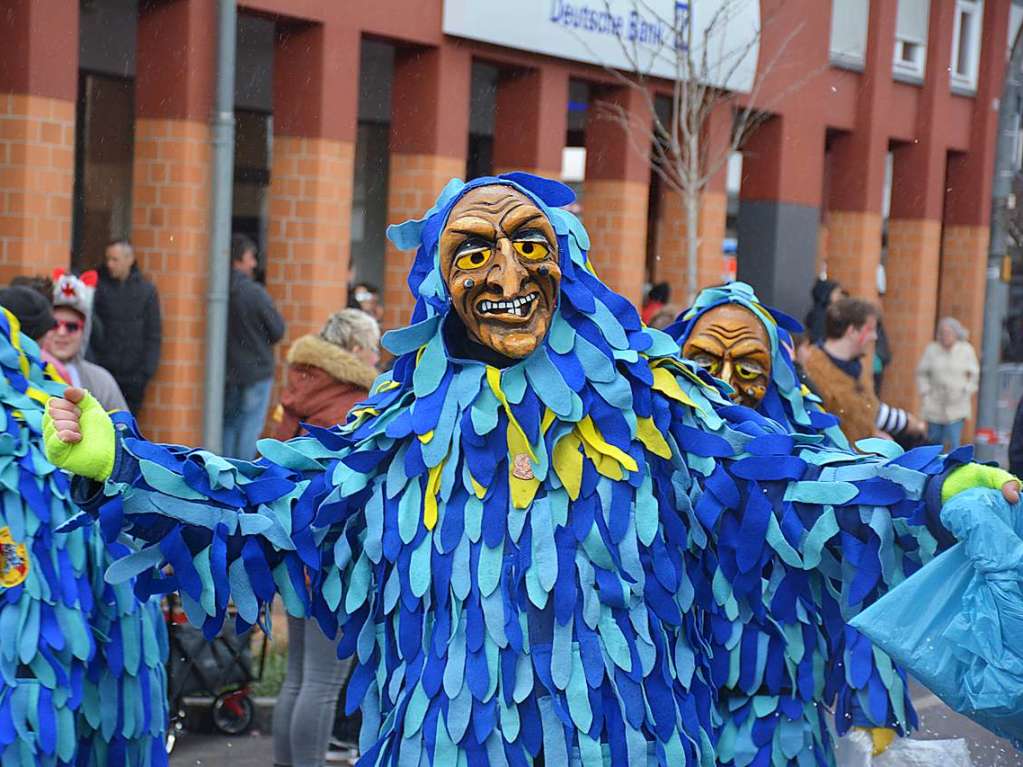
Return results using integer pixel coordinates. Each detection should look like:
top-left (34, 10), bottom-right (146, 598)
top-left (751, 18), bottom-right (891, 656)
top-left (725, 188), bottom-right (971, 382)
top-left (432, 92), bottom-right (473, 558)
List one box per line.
top-left (0, 0), bottom-right (1014, 444)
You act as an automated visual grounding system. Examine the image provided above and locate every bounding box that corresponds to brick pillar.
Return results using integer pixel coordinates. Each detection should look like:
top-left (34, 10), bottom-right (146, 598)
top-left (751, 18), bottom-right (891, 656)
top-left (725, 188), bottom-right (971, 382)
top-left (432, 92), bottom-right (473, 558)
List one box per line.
top-left (267, 23), bottom-right (358, 346)
top-left (382, 44), bottom-right (470, 331)
top-left (937, 0), bottom-right (1009, 440)
top-left (880, 0), bottom-right (957, 412)
top-left (825, 0), bottom-right (897, 303)
top-left (0, 0), bottom-right (78, 280)
top-left (492, 64), bottom-right (568, 177)
top-left (652, 189), bottom-right (727, 302)
top-left (131, 0), bottom-right (215, 443)
top-left (736, 113), bottom-right (825, 318)
top-left (583, 85), bottom-right (652, 306)
top-left (940, 0), bottom-right (1008, 347)
top-left (650, 103), bottom-right (730, 305)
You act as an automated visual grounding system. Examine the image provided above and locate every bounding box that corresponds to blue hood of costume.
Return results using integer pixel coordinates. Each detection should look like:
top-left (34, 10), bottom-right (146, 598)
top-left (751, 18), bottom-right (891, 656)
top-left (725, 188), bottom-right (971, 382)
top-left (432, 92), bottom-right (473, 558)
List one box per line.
top-left (373, 172), bottom-right (690, 401)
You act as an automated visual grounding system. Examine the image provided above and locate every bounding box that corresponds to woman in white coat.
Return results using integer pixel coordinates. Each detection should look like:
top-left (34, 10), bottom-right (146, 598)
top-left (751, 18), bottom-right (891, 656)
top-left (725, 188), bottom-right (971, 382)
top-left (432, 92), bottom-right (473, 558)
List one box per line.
top-left (916, 317), bottom-right (979, 450)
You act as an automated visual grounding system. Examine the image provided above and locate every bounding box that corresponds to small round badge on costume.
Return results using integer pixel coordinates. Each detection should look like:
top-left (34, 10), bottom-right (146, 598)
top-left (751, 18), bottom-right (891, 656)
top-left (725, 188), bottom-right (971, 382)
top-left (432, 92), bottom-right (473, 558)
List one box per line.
top-left (0, 527), bottom-right (29, 588)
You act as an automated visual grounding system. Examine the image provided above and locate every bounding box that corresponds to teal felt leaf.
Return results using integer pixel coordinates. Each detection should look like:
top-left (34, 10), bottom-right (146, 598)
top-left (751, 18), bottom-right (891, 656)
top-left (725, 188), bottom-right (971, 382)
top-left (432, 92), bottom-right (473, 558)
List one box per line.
top-left (398, 482), bottom-right (422, 545)
top-left (409, 534), bottom-right (432, 599)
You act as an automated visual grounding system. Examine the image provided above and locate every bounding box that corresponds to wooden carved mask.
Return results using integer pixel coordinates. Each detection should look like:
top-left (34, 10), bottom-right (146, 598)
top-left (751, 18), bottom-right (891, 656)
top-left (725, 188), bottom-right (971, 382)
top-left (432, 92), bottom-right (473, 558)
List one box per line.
top-left (682, 303), bottom-right (772, 407)
top-left (439, 186), bottom-right (561, 359)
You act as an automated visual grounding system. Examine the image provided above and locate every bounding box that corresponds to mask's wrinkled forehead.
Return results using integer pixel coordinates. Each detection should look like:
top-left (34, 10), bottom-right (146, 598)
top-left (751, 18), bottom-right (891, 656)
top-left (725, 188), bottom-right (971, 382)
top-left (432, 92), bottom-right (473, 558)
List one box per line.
top-left (672, 282), bottom-right (801, 357)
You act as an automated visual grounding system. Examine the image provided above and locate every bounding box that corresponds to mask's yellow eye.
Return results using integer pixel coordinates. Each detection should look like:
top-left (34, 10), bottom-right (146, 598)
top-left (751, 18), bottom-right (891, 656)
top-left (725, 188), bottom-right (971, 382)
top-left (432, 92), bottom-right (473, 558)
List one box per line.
top-left (513, 240), bottom-right (550, 261)
top-left (735, 363), bottom-right (763, 380)
top-left (693, 355), bottom-right (721, 376)
top-left (455, 248), bottom-right (493, 271)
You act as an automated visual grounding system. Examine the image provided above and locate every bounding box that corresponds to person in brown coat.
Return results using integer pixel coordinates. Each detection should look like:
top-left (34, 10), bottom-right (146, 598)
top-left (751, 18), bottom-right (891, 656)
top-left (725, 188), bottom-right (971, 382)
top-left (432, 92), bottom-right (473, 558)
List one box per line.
top-left (803, 297), bottom-right (924, 448)
top-left (272, 309), bottom-right (380, 441)
top-left (270, 308), bottom-right (379, 767)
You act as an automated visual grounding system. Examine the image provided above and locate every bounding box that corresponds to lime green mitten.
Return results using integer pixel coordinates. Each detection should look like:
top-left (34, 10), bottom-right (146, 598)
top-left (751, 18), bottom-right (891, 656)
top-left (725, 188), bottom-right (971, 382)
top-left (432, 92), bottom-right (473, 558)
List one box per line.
top-left (942, 463), bottom-right (1021, 504)
top-left (42, 392), bottom-right (116, 482)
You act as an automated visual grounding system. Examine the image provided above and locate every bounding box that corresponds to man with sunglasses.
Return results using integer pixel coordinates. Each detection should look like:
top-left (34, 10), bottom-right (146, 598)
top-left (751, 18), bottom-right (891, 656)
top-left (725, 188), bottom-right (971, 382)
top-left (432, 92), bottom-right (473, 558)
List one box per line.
top-left (43, 270), bottom-right (128, 412)
top-left (802, 297), bottom-right (924, 446)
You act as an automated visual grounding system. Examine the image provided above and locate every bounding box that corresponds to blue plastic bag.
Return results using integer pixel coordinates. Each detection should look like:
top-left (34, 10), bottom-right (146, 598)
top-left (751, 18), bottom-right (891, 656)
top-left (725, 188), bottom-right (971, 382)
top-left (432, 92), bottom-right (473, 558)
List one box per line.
top-left (850, 488), bottom-right (1023, 748)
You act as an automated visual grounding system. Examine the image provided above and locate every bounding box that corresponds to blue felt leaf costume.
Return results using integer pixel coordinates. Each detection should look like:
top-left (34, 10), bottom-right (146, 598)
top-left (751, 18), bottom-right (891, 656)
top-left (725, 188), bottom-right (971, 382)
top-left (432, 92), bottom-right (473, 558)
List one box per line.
top-left (0, 310), bottom-right (168, 767)
top-left (669, 283), bottom-right (931, 766)
top-left (68, 175), bottom-right (966, 767)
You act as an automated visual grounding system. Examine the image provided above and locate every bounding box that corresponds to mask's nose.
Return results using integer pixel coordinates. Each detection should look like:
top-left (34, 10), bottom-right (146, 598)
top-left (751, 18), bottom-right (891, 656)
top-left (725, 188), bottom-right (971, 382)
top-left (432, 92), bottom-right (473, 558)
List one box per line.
top-left (719, 359), bottom-right (739, 398)
top-left (487, 239), bottom-right (528, 298)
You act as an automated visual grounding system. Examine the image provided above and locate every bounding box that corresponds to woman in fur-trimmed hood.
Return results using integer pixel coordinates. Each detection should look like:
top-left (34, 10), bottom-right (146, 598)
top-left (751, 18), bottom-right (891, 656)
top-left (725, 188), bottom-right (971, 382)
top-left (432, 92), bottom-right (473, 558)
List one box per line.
top-left (273, 309), bottom-right (380, 441)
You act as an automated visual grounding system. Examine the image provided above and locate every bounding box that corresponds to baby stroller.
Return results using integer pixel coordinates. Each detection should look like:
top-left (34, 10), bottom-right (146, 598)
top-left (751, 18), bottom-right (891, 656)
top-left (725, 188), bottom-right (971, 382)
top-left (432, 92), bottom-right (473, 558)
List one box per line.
top-left (164, 594), bottom-right (268, 750)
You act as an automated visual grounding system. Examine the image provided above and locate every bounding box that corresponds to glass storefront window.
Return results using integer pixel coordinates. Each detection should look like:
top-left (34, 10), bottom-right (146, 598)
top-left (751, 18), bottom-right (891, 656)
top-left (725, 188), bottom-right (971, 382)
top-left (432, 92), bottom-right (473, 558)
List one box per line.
top-left (72, 73), bottom-right (135, 272)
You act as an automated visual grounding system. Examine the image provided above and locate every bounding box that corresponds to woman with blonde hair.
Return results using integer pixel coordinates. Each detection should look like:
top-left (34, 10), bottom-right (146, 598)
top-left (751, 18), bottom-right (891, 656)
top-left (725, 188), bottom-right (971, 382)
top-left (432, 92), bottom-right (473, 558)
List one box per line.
top-left (916, 316), bottom-right (979, 450)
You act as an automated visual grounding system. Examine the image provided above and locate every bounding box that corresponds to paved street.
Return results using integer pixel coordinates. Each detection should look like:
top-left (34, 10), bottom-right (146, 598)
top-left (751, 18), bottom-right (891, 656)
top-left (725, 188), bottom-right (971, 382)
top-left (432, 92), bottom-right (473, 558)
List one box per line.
top-left (910, 682), bottom-right (1023, 767)
top-left (168, 729), bottom-right (271, 767)
top-left (169, 685), bottom-right (1022, 767)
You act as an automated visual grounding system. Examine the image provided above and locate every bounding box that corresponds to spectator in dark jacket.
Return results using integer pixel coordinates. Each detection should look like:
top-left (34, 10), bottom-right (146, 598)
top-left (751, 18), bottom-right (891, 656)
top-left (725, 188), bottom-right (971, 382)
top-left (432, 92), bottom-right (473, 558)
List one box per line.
top-left (223, 234), bottom-right (285, 459)
top-left (1010, 396), bottom-right (1023, 478)
top-left (88, 240), bottom-right (162, 413)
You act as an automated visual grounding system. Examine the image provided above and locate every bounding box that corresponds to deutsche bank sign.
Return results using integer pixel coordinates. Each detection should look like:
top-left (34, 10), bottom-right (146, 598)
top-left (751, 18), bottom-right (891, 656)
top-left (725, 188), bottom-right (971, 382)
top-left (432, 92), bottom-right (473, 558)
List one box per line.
top-left (442, 0), bottom-right (760, 93)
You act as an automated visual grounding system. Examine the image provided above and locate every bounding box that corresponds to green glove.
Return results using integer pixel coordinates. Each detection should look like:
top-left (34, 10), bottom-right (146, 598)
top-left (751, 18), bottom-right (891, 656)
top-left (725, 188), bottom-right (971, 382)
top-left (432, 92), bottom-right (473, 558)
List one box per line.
top-left (43, 391), bottom-right (116, 482)
top-left (942, 462), bottom-right (1021, 504)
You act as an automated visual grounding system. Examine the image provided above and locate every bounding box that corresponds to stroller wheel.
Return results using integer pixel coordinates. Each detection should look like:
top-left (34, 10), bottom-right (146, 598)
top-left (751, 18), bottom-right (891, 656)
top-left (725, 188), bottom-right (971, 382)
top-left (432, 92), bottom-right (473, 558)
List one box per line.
top-left (212, 690), bottom-right (255, 735)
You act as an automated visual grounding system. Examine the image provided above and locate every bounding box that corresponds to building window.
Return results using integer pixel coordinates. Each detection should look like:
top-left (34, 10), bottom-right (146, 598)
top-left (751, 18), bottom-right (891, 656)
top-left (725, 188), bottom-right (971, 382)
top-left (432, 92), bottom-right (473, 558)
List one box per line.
top-left (893, 0), bottom-right (929, 81)
top-left (72, 73), bottom-right (135, 272)
top-left (951, 0), bottom-right (984, 91)
top-left (829, 0), bottom-right (869, 70)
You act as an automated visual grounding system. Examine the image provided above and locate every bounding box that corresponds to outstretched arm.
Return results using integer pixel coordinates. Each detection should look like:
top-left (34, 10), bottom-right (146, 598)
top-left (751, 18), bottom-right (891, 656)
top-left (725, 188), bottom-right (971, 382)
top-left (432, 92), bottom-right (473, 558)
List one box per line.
top-left (45, 388), bottom-right (362, 638)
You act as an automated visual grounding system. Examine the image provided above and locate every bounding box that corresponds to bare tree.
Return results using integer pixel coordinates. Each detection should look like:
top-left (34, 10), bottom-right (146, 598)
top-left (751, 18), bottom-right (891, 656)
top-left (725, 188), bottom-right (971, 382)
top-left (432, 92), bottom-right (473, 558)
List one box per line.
top-left (589, 0), bottom-right (805, 304)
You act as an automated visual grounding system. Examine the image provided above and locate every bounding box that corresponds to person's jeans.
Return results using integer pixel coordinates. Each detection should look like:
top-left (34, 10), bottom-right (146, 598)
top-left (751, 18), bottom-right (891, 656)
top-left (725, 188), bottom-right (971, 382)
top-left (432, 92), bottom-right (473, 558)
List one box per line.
top-left (927, 419), bottom-right (965, 451)
top-left (272, 616), bottom-right (353, 767)
top-left (222, 377), bottom-right (274, 460)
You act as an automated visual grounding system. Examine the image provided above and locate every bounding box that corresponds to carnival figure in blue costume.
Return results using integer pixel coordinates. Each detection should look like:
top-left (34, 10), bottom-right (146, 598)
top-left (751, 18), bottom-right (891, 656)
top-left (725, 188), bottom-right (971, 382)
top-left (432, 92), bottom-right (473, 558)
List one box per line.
top-left (669, 282), bottom-right (920, 766)
top-left (0, 308), bottom-right (168, 767)
top-left (42, 175), bottom-right (1017, 767)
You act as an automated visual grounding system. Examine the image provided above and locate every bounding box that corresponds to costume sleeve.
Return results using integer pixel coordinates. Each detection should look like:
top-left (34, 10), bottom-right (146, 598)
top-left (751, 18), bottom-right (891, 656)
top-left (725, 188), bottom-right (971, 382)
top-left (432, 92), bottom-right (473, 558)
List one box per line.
top-left (67, 412), bottom-right (355, 638)
top-left (675, 378), bottom-right (967, 741)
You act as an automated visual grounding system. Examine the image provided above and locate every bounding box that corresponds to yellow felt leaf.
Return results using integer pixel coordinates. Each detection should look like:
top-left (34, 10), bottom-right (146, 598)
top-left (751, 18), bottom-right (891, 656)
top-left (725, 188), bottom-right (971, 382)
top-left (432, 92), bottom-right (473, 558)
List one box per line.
top-left (506, 421), bottom-right (540, 509)
top-left (582, 441), bottom-right (624, 481)
top-left (553, 433), bottom-right (583, 500)
top-left (25, 388), bottom-right (49, 407)
top-left (577, 417), bottom-right (638, 472)
top-left (418, 430), bottom-right (434, 444)
top-left (351, 407), bottom-right (380, 422)
top-left (636, 417), bottom-right (672, 460)
top-left (469, 473), bottom-right (487, 500)
top-left (651, 367), bottom-right (701, 411)
top-left (510, 474), bottom-right (540, 509)
top-left (375, 380), bottom-right (400, 393)
top-left (423, 461), bottom-right (444, 531)
top-left (541, 407), bottom-right (556, 434)
top-left (486, 366), bottom-right (536, 461)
